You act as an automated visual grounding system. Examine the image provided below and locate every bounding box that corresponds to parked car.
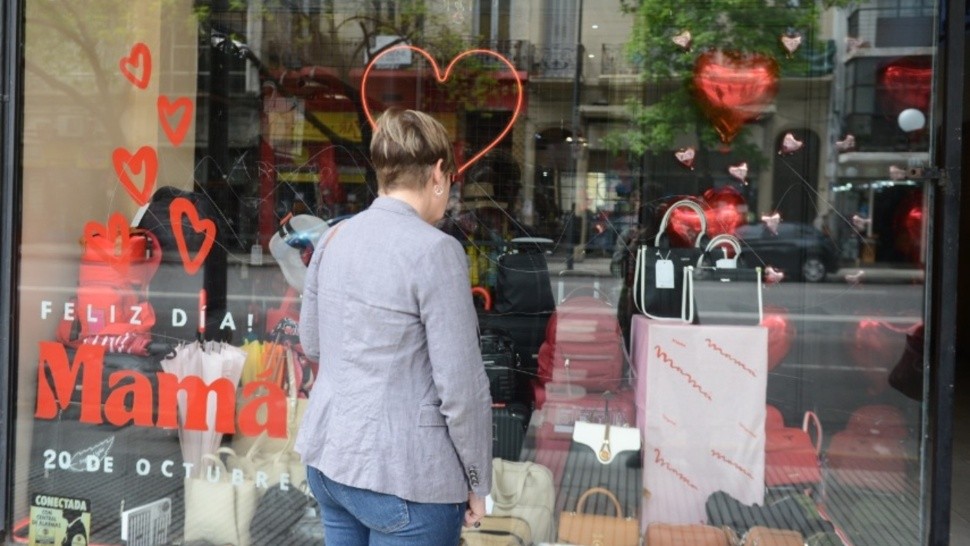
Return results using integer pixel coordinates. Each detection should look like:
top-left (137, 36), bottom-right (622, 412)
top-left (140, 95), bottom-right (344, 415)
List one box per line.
top-left (735, 222), bottom-right (841, 282)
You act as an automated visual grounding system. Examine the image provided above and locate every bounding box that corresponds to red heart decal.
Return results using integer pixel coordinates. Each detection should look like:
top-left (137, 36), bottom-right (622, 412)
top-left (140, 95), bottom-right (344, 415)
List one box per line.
top-left (158, 96), bottom-right (194, 147)
top-left (361, 46), bottom-right (523, 174)
top-left (119, 42), bottom-right (152, 90)
top-left (113, 146), bottom-right (158, 206)
top-left (693, 51), bottom-right (779, 143)
top-left (170, 197), bottom-right (216, 275)
top-left (83, 212), bottom-right (132, 272)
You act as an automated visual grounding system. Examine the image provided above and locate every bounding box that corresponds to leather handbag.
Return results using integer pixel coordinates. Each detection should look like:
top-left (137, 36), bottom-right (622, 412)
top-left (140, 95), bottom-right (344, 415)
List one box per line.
top-left (645, 523), bottom-right (737, 546)
top-left (742, 526), bottom-right (804, 546)
top-left (460, 515), bottom-right (533, 546)
top-left (183, 452), bottom-right (258, 546)
top-left (691, 234), bottom-right (764, 326)
top-left (633, 199), bottom-right (708, 322)
top-left (557, 487), bottom-right (639, 546)
top-left (491, 459), bottom-right (556, 542)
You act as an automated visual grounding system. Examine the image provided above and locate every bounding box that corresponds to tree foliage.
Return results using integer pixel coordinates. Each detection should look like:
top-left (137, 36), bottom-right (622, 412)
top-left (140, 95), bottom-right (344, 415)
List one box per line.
top-left (608, 0), bottom-right (851, 157)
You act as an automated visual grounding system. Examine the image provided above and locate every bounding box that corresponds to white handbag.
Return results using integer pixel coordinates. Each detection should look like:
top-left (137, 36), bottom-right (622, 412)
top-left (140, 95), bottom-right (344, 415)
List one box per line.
top-left (183, 451), bottom-right (259, 546)
top-left (490, 458), bottom-right (557, 542)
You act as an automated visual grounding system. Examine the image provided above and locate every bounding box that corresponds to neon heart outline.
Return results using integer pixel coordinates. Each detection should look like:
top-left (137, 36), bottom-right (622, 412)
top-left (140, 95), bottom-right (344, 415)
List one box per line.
top-left (158, 96), bottom-right (194, 148)
top-left (169, 197), bottom-right (217, 275)
top-left (119, 42), bottom-right (152, 90)
top-left (83, 212), bottom-right (132, 272)
top-left (112, 146), bottom-right (158, 206)
top-left (361, 45), bottom-right (523, 175)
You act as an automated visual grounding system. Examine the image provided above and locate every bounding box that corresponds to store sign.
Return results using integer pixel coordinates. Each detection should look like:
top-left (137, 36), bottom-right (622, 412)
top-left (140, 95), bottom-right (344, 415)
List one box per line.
top-left (28, 493), bottom-right (90, 546)
top-left (34, 342), bottom-right (289, 438)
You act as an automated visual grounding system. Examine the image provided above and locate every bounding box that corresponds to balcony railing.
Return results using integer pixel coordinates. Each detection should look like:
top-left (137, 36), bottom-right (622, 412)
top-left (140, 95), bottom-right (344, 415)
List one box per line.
top-left (532, 45), bottom-right (579, 78)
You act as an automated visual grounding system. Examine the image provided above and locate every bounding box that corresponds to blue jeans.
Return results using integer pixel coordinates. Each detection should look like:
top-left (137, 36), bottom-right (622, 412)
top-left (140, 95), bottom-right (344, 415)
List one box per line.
top-left (306, 465), bottom-right (465, 546)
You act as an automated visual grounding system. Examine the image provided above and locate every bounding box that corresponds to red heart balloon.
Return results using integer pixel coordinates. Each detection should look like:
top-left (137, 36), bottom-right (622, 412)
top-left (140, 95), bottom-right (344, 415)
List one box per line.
top-left (693, 51), bottom-right (779, 143)
top-left (762, 310), bottom-right (794, 371)
top-left (850, 319), bottom-right (909, 395)
top-left (893, 191), bottom-right (923, 263)
top-left (701, 187), bottom-right (747, 237)
top-left (878, 56), bottom-right (932, 116)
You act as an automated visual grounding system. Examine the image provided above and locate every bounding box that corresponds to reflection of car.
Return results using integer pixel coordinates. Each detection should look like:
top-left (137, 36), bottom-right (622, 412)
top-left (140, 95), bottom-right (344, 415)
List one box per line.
top-left (735, 222), bottom-right (840, 282)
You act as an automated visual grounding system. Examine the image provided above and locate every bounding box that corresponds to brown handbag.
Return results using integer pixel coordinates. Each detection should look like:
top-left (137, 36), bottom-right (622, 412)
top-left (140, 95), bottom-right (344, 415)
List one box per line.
top-left (557, 487), bottom-right (639, 546)
top-left (645, 523), bottom-right (738, 546)
top-left (742, 526), bottom-right (804, 546)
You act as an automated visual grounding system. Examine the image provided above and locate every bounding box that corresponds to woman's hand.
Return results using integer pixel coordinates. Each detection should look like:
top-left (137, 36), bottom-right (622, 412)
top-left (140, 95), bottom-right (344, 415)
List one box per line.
top-left (463, 492), bottom-right (486, 528)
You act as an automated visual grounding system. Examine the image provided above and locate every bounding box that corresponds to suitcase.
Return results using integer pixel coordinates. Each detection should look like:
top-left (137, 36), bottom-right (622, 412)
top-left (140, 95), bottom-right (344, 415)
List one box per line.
top-left (481, 330), bottom-right (522, 403)
top-left (537, 295), bottom-right (626, 392)
top-left (494, 251), bottom-right (555, 315)
top-left (493, 403), bottom-right (530, 461)
top-left (764, 405), bottom-right (822, 488)
top-left (534, 383), bottom-right (636, 441)
top-left (478, 312), bottom-right (551, 373)
top-left (826, 405), bottom-right (915, 492)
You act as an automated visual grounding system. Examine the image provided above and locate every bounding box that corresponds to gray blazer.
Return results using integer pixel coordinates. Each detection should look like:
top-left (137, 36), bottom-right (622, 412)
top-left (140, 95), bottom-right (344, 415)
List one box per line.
top-left (295, 197), bottom-right (493, 503)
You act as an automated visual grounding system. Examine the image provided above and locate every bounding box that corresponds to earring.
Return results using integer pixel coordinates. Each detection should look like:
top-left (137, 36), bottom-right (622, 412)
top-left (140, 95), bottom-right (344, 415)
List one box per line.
top-left (433, 186), bottom-right (444, 197)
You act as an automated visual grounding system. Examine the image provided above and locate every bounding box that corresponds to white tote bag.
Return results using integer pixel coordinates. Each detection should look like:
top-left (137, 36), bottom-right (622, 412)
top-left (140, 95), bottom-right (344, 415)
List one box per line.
top-left (636, 320), bottom-right (767, 530)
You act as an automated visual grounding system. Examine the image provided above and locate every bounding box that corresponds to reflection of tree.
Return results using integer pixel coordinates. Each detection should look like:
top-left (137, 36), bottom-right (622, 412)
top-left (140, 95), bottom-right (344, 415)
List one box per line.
top-left (606, 0), bottom-right (850, 164)
top-left (25, 0), bottom-right (150, 144)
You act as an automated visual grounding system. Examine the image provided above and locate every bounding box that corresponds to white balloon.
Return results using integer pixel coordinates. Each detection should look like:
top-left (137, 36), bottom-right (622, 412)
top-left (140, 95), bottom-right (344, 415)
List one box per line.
top-left (897, 108), bottom-right (926, 132)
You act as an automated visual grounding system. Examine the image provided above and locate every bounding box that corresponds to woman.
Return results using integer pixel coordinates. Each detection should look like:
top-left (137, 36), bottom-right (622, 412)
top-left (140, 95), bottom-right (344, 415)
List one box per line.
top-left (296, 108), bottom-right (493, 545)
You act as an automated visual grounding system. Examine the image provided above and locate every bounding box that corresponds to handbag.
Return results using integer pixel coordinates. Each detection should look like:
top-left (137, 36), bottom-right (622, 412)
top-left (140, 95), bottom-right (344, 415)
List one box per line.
top-left (183, 451), bottom-right (258, 546)
top-left (742, 526), bottom-right (804, 546)
top-left (557, 487), bottom-right (639, 546)
top-left (691, 234), bottom-right (764, 326)
top-left (645, 523), bottom-right (737, 546)
top-left (460, 515), bottom-right (533, 546)
top-left (633, 199), bottom-right (708, 322)
top-left (491, 459), bottom-right (556, 542)
top-left (233, 346), bottom-right (307, 459)
top-left (495, 250), bottom-right (556, 314)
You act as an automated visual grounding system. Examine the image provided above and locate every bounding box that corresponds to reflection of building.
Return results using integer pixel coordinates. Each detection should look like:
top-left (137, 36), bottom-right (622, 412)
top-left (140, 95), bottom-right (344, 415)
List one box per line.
top-left (831, 1), bottom-right (934, 265)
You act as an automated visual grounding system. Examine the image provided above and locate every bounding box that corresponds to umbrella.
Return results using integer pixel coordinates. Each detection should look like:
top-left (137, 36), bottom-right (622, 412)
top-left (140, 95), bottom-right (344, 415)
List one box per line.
top-left (162, 340), bottom-right (247, 478)
top-left (161, 290), bottom-right (247, 477)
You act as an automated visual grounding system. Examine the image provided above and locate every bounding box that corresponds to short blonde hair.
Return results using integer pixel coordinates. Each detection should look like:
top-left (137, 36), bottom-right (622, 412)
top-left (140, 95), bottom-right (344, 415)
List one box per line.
top-left (370, 108), bottom-right (456, 193)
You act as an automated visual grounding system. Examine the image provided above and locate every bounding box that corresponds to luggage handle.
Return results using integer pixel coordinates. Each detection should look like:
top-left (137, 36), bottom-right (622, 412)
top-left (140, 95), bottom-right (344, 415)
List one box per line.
top-left (556, 271), bottom-right (612, 306)
top-left (802, 411), bottom-right (823, 455)
top-left (575, 486), bottom-right (626, 518)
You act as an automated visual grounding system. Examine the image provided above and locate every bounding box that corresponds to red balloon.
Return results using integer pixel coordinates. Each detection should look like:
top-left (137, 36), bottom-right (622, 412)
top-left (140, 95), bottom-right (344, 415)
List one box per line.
top-left (763, 310), bottom-right (795, 371)
top-left (878, 56), bottom-right (932, 116)
top-left (693, 51), bottom-right (780, 143)
top-left (893, 191), bottom-right (923, 264)
top-left (661, 198), bottom-right (705, 247)
top-left (850, 319), bottom-right (909, 395)
top-left (701, 186), bottom-right (747, 237)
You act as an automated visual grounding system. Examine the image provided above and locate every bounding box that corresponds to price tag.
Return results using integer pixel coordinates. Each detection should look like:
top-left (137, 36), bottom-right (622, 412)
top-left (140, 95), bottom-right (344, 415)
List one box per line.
top-left (655, 259), bottom-right (675, 288)
top-left (485, 494), bottom-right (494, 515)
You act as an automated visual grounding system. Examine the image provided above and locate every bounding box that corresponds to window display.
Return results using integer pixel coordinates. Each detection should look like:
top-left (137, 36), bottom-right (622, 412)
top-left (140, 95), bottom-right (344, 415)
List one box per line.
top-left (12, 0), bottom-right (936, 544)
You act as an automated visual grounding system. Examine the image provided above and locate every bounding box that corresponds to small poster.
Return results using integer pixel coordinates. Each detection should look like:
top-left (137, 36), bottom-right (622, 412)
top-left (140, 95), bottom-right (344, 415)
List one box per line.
top-left (28, 493), bottom-right (90, 546)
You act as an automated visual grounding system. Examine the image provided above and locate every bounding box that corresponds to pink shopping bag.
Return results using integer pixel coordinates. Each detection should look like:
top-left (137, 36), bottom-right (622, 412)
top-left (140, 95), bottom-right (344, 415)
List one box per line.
top-left (632, 317), bottom-right (767, 530)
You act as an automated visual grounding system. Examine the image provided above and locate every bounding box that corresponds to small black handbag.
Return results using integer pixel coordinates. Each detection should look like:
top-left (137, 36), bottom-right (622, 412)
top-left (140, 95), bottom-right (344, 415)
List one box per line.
top-left (633, 199), bottom-right (708, 322)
